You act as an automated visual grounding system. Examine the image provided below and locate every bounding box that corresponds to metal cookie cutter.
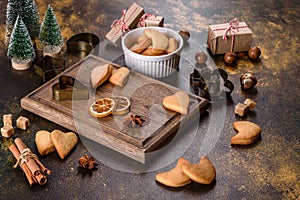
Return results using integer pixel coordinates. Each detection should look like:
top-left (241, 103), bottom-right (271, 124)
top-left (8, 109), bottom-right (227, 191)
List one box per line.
top-left (52, 75), bottom-right (89, 100)
top-left (190, 68), bottom-right (234, 100)
top-left (34, 56), bottom-right (65, 82)
top-left (66, 33), bottom-right (100, 58)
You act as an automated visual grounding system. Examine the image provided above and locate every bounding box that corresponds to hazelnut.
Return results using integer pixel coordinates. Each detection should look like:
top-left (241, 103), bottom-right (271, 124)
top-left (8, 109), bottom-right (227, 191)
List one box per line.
top-left (224, 52), bottom-right (236, 64)
top-left (240, 72), bottom-right (257, 90)
top-left (248, 46), bottom-right (261, 59)
top-left (178, 30), bottom-right (190, 41)
top-left (194, 51), bottom-right (208, 64)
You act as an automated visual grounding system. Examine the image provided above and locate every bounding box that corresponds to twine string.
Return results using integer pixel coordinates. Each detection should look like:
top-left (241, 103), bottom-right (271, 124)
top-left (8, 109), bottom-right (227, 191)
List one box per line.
top-left (222, 18), bottom-right (239, 40)
top-left (223, 18), bottom-right (239, 52)
top-left (14, 148), bottom-right (37, 168)
top-left (208, 18), bottom-right (248, 52)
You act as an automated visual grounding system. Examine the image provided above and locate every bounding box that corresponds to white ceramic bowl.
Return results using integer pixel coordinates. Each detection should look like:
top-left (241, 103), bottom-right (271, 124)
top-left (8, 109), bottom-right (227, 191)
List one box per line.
top-left (122, 27), bottom-right (183, 78)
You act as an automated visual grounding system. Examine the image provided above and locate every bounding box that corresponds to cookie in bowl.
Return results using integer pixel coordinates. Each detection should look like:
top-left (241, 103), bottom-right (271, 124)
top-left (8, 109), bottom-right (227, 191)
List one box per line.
top-left (122, 27), bottom-right (183, 78)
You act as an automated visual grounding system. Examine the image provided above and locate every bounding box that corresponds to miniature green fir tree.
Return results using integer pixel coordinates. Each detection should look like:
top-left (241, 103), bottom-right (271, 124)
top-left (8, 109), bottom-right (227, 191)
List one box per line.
top-left (5, 0), bottom-right (40, 45)
top-left (39, 5), bottom-right (64, 49)
top-left (7, 16), bottom-right (35, 62)
top-left (22, 0), bottom-right (40, 39)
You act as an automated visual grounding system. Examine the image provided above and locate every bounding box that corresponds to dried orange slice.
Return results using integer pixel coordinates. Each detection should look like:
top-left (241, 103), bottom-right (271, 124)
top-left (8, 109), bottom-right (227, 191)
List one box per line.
top-left (89, 98), bottom-right (116, 118)
top-left (112, 96), bottom-right (131, 115)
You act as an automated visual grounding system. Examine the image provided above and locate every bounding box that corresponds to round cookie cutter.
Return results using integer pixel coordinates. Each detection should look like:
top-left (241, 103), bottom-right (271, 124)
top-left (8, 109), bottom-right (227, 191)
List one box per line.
top-left (66, 33), bottom-right (100, 58)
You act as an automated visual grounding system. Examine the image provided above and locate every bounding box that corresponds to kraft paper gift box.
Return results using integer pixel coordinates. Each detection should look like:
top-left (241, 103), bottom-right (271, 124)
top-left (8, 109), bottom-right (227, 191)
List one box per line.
top-left (106, 3), bottom-right (145, 45)
top-left (207, 19), bottom-right (253, 55)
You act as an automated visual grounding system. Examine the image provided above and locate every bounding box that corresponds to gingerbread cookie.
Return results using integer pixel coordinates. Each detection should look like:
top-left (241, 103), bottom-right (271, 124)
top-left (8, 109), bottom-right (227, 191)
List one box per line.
top-left (35, 130), bottom-right (56, 156)
top-left (90, 64), bottom-right (113, 89)
top-left (143, 29), bottom-right (169, 55)
top-left (166, 37), bottom-right (178, 54)
top-left (109, 67), bottom-right (130, 87)
top-left (130, 37), bottom-right (151, 54)
top-left (181, 156), bottom-right (216, 185)
top-left (231, 121), bottom-right (261, 145)
top-left (50, 130), bottom-right (78, 159)
top-left (162, 91), bottom-right (190, 115)
top-left (155, 157), bottom-right (192, 187)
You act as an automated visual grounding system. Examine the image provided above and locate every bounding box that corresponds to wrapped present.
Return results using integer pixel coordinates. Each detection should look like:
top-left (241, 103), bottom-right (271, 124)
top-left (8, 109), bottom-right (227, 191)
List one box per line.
top-left (136, 14), bottom-right (164, 28)
top-left (106, 3), bottom-right (145, 45)
top-left (207, 18), bottom-right (253, 55)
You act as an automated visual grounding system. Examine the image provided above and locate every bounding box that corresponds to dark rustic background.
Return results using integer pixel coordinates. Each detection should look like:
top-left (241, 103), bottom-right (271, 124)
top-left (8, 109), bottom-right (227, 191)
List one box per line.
top-left (0, 0), bottom-right (299, 199)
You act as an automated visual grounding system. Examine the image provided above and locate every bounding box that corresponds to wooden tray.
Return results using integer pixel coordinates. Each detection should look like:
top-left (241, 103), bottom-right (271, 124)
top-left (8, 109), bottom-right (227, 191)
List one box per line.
top-left (21, 55), bottom-right (209, 163)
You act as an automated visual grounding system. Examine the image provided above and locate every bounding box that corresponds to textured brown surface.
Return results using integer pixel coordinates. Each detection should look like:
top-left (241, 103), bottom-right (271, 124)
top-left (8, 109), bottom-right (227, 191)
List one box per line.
top-left (0, 0), bottom-right (299, 199)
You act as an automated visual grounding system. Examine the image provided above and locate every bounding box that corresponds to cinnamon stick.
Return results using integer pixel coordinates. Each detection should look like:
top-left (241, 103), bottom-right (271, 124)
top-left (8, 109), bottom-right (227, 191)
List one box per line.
top-left (14, 138), bottom-right (47, 185)
top-left (9, 144), bottom-right (36, 186)
top-left (34, 158), bottom-right (52, 175)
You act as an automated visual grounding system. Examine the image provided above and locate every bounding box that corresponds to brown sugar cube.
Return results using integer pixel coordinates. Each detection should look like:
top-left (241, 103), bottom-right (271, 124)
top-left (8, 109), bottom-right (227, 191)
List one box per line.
top-left (16, 116), bottom-right (30, 130)
top-left (235, 103), bottom-right (248, 117)
top-left (243, 98), bottom-right (256, 111)
top-left (3, 114), bottom-right (13, 127)
top-left (1, 126), bottom-right (14, 137)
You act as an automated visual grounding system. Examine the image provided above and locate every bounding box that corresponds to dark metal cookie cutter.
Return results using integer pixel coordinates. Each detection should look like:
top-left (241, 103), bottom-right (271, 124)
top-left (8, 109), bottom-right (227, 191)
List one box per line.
top-left (66, 33), bottom-right (100, 58)
top-left (52, 75), bottom-right (89, 100)
top-left (190, 67), bottom-right (234, 100)
top-left (34, 56), bottom-right (65, 82)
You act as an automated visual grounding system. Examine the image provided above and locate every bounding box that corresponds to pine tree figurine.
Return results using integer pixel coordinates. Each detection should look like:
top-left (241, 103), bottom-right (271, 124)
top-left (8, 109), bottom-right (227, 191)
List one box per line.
top-left (40, 4), bottom-right (64, 58)
top-left (22, 0), bottom-right (40, 40)
top-left (5, 0), bottom-right (40, 46)
top-left (7, 16), bottom-right (35, 70)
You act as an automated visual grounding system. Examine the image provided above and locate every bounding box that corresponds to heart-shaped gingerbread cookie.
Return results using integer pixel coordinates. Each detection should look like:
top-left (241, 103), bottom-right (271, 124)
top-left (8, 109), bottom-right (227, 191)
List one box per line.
top-left (90, 64), bottom-right (113, 89)
top-left (50, 130), bottom-right (78, 159)
top-left (35, 130), bottom-right (56, 156)
top-left (231, 121), bottom-right (261, 145)
top-left (181, 156), bottom-right (216, 185)
top-left (162, 91), bottom-right (190, 115)
top-left (155, 157), bottom-right (192, 187)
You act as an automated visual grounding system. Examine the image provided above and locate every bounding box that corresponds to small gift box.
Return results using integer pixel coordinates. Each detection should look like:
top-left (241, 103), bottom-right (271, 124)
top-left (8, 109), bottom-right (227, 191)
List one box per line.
top-left (207, 18), bottom-right (253, 55)
top-left (136, 14), bottom-right (164, 28)
top-left (106, 3), bottom-right (145, 45)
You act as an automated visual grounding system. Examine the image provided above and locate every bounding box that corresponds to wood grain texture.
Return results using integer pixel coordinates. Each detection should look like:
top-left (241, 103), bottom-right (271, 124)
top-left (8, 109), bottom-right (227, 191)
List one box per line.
top-left (21, 55), bottom-right (208, 163)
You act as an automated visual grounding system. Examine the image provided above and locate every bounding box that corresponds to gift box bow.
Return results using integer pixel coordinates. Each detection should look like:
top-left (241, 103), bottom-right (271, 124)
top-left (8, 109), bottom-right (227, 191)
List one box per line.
top-left (208, 18), bottom-right (250, 52)
top-left (106, 3), bottom-right (144, 45)
top-left (111, 9), bottom-right (132, 36)
top-left (137, 14), bottom-right (162, 27)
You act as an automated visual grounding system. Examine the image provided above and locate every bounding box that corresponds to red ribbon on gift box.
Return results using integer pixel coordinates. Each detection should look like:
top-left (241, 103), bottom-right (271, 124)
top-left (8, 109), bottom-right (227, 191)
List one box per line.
top-left (110, 4), bottom-right (140, 38)
top-left (138, 14), bottom-right (161, 27)
top-left (111, 10), bottom-right (130, 36)
top-left (222, 18), bottom-right (240, 40)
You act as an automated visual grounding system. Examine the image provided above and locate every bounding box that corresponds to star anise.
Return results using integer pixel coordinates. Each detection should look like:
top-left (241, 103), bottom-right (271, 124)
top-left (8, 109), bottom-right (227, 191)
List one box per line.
top-left (78, 154), bottom-right (98, 170)
top-left (123, 115), bottom-right (145, 127)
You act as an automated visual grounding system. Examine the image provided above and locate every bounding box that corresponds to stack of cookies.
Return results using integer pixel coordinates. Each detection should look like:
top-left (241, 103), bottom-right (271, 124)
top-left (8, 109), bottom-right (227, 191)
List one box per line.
top-left (130, 29), bottom-right (178, 56)
top-left (156, 156), bottom-right (216, 187)
top-left (35, 129), bottom-right (78, 159)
